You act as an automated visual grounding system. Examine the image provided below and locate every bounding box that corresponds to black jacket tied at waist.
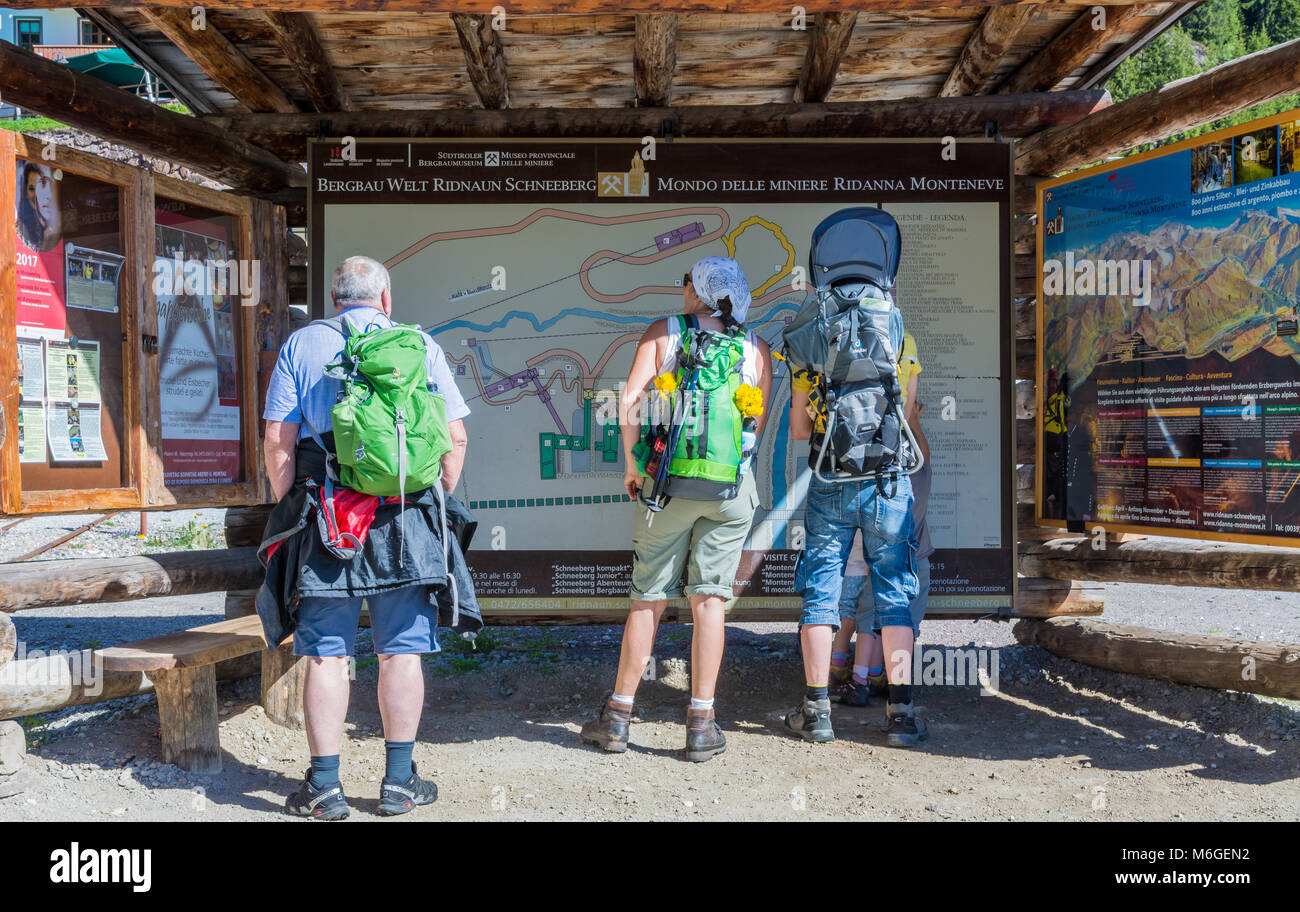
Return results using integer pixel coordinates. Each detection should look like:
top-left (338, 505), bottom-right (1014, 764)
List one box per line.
top-left (254, 434), bottom-right (483, 648)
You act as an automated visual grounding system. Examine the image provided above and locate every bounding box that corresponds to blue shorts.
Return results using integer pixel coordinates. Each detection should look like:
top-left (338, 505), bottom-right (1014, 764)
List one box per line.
top-left (294, 585), bottom-right (441, 657)
top-left (795, 474), bottom-right (918, 631)
top-left (838, 554), bottom-right (930, 636)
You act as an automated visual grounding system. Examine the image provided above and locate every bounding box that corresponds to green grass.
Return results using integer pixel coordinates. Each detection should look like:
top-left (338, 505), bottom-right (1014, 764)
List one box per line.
top-left (446, 629), bottom-right (501, 655)
top-left (20, 714), bottom-right (51, 748)
top-left (449, 655), bottom-right (481, 674)
top-left (143, 517), bottom-right (218, 552)
top-left (0, 116), bottom-right (66, 133)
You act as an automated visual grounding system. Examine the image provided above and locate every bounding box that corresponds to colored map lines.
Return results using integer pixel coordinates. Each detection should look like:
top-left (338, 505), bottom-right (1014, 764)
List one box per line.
top-left (539, 389), bottom-right (621, 480)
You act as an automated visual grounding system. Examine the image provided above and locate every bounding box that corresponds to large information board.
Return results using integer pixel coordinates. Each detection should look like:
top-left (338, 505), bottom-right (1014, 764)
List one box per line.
top-left (1038, 107), bottom-right (1300, 545)
top-left (311, 139), bottom-right (1015, 615)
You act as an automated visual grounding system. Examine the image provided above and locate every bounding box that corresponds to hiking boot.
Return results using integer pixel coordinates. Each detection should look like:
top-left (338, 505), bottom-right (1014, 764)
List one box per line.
top-left (685, 706), bottom-right (726, 762)
top-left (829, 663), bottom-right (852, 686)
top-left (378, 761), bottom-right (438, 816)
top-left (285, 770), bottom-right (350, 821)
top-left (883, 702), bottom-right (929, 748)
top-left (866, 673), bottom-right (889, 699)
top-left (579, 694), bottom-right (632, 753)
top-left (830, 677), bottom-right (871, 707)
top-left (784, 697), bottom-right (835, 743)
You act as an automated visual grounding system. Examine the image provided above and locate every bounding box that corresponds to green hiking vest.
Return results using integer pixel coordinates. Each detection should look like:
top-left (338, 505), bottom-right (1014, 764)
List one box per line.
top-left (635, 315), bottom-right (746, 490)
top-left (322, 320), bottom-right (453, 497)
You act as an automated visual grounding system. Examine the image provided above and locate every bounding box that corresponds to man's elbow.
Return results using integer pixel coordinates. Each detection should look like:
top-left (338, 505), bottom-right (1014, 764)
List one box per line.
top-left (448, 419), bottom-right (468, 448)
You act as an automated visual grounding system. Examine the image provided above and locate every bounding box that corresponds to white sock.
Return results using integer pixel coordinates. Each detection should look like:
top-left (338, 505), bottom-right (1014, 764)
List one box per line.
top-left (853, 665), bottom-right (870, 681)
top-left (689, 697), bottom-right (714, 710)
top-left (611, 693), bottom-right (635, 707)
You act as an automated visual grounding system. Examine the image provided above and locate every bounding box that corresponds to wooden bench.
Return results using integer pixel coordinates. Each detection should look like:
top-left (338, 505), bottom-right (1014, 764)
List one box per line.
top-left (96, 615), bottom-right (305, 773)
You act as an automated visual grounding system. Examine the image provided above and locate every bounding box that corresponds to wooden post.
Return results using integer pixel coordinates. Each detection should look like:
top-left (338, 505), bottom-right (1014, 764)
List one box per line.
top-left (0, 614), bottom-right (15, 671)
top-left (1014, 617), bottom-right (1300, 700)
top-left (634, 13), bottom-right (678, 107)
top-left (793, 11), bottom-right (858, 103)
top-left (261, 642), bottom-right (307, 730)
top-left (1012, 578), bottom-right (1103, 617)
top-left (145, 665), bottom-right (222, 773)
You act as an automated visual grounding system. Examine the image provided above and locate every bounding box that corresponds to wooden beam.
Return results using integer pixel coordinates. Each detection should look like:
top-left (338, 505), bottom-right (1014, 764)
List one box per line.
top-left (451, 12), bottom-right (510, 109)
top-left (0, 41), bottom-right (303, 193)
top-left (1075, 2), bottom-right (1199, 90)
top-left (1014, 618), bottom-right (1300, 700)
top-left (261, 11), bottom-right (354, 112)
top-left (212, 90), bottom-right (1111, 161)
top-left (6, 1), bottom-right (1157, 11)
top-left (794, 11), bottom-right (858, 103)
top-left (1019, 534), bottom-right (1300, 591)
top-left (941, 4), bottom-right (1040, 97)
top-left (1, 548), bottom-right (263, 613)
top-left (1017, 37), bottom-right (1300, 176)
top-left (997, 3), bottom-right (1147, 95)
top-left (140, 6), bottom-right (298, 114)
top-left (1013, 578), bottom-right (1104, 617)
top-left (634, 13), bottom-right (678, 107)
top-left (0, 614), bottom-right (14, 672)
top-left (77, 7), bottom-right (217, 115)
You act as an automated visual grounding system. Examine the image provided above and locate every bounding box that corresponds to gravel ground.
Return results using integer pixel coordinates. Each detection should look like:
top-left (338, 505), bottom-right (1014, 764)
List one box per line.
top-left (1, 515), bottom-right (1298, 821)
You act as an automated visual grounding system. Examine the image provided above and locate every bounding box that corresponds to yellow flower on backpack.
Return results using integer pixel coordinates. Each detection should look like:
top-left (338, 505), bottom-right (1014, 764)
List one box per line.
top-left (652, 371), bottom-right (678, 395)
top-left (734, 383), bottom-right (764, 418)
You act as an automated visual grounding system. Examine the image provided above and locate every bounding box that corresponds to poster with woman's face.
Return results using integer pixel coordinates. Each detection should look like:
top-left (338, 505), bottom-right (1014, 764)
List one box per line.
top-left (16, 161), bottom-right (62, 253)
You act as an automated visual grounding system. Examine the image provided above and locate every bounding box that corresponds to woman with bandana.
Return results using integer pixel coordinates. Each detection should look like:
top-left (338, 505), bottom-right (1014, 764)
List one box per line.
top-left (580, 256), bottom-right (772, 762)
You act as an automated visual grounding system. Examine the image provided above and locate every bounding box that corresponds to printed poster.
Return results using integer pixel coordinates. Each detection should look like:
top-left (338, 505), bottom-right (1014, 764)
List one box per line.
top-left (1039, 106), bottom-right (1300, 544)
top-left (153, 214), bottom-right (241, 485)
top-left (42, 338), bottom-right (107, 462)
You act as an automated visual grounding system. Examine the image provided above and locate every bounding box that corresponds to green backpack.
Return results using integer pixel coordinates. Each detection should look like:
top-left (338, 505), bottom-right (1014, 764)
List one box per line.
top-left (634, 315), bottom-right (746, 500)
top-left (318, 319), bottom-right (453, 497)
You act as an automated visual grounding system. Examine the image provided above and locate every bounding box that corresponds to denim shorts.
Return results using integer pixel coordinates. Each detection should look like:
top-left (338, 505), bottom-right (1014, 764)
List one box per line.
top-left (838, 554), bottom-right (930, 636)
top-left (294, 585), bottom-right (441, 657)
top-left (796, 474), bottom-right (918, 631)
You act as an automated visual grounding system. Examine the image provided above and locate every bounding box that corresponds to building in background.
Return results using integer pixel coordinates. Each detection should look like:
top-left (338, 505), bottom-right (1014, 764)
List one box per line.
top-left (0, 8), bottom-right (167, 118)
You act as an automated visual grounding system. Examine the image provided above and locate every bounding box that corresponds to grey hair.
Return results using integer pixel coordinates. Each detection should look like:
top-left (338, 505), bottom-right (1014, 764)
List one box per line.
top-left (331, 255), bottom-right (391, 307)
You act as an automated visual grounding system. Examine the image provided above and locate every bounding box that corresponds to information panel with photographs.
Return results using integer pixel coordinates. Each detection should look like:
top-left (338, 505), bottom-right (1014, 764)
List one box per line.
top-left (1038, 106), bottom-right (1300, 544)
top-left (311, 138), bottom-right (1015, 614)
top-left (13, 157), bottom-right (127, 489)
top-left (154, 204), bottom-right (242, 486)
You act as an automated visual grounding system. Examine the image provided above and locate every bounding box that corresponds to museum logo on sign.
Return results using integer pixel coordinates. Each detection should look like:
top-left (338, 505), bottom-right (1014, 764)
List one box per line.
top-left (1042, 251), bottom-right (1152, 308)
top-left (597, 152), bottom-right (650, 197)
top-left (1044, 204), bottom-right (1066, 237)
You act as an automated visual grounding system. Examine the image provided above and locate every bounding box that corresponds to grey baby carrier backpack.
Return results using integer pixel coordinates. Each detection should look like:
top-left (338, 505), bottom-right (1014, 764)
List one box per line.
top-left (782, 207), bottom-right (923, 485)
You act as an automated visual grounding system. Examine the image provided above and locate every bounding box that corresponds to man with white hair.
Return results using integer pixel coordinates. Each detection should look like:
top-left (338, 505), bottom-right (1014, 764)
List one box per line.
top-left (259, 255), bottom-right (475, 819)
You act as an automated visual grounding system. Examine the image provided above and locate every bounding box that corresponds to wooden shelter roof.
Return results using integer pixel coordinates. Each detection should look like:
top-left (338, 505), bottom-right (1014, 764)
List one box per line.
top-left (65, 3), bottom-right (1187, 116)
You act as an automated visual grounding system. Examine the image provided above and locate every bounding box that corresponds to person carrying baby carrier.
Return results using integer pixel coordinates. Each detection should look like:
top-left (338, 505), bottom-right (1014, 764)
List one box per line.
top-left (579, 256), bottom-right (772, 763)
top-left (781, 207), bottom-right (927, 748)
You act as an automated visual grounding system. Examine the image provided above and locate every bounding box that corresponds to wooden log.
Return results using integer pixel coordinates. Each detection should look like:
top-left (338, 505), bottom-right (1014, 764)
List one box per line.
top-left (452, 12), bottom-right (510, 109)
top-left (1013, 578), bottom-right (1104, 617)
top-left (1014, 214), bottom-right (1037, 254)
top-left (0, 649), bottom-right (256, 721)
top-left (0, 41), bottom-right (303, 193)
top-left (1013, 617), bottom-right (1300, 700)
top-left (1015, 377), bottom-right (1036, 419)
top-left (212, 91), bottom-right (1112, 163)
top-left (1017, 38), bottom-right (1300, 176)
top-left (1, 547), bottom-right (263, 613)
top-left (1016, 416), bottom-right (1033, 464)
top-left (997, 4), bottom-right (1147, 95)
top-left (262, 11), bottom-right (354, 112)
top-left (261, 642), bottom-right (307, 730)
top-left (1016, 337), bottom-right (1034, 380)
top-left (225, 589), bottom-right (260, 619)
top-left (147, 664), bottom-right (221, 773)
top-left (634, 13), bottom-right (678, 107)
top-left (0, 614), bottom-right (14, 671)
top-left (5, 1), bottom-right (1150, 11)
top-left (940, 4), bottom-right (1039, 97)
top-left (224, 505), bottom-right (274, 548)
top-left (1015, 173), bottom-right (1048, 216)
top-left (794, 11), bottom-right (858, 103)
top-left (140, 7), bottom-right (298, 114)
top-left (1020, 536), bottom-right (1300, 590)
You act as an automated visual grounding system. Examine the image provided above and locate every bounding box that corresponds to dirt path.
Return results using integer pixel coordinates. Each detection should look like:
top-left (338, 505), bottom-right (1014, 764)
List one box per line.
top-left (3, 621), bottom-right (1297, 822)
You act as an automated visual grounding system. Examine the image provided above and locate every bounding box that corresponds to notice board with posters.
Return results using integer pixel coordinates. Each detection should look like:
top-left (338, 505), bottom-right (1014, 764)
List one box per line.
top-left (1, 131), bottom-right (264, 515)
top-left (310, 138), bottom-right (1015, 617)
top-left (1037, 106), bottom-right (1300, 546)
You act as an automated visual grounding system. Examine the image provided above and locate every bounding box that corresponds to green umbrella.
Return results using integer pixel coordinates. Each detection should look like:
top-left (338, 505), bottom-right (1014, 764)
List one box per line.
top-left (62, 48), bottom-right (148, 91)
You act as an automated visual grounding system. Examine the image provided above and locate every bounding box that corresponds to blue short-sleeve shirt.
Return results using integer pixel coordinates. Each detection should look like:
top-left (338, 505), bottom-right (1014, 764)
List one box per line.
top-left (263, 305), bottom-right (470, 441)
